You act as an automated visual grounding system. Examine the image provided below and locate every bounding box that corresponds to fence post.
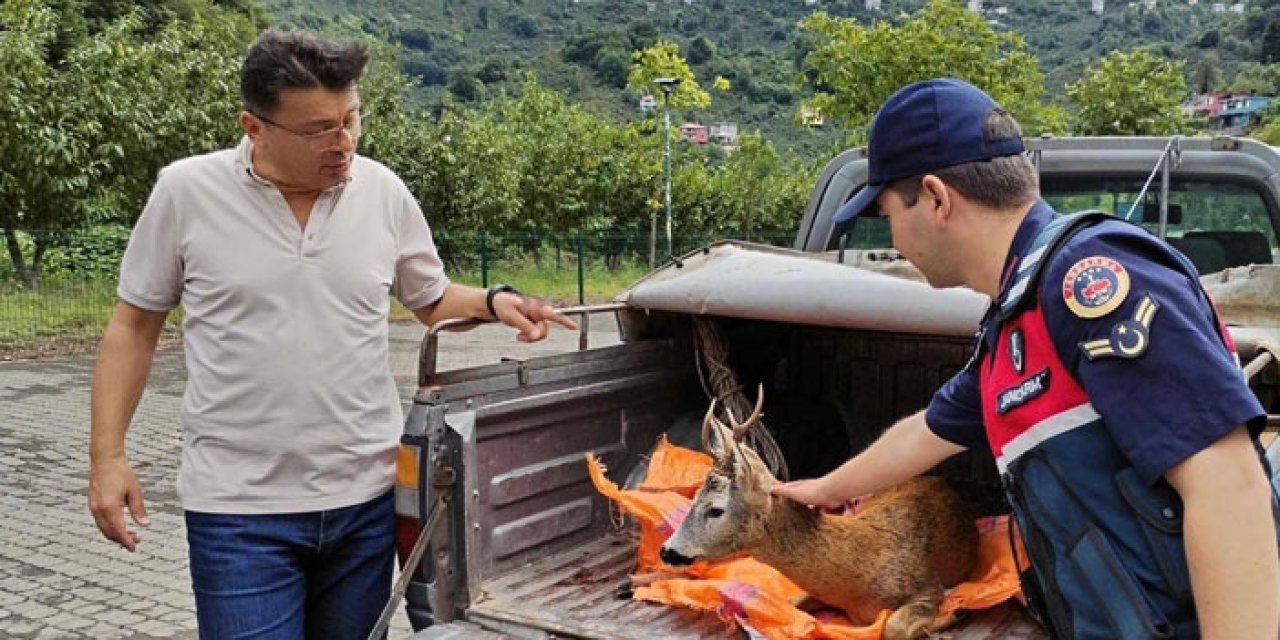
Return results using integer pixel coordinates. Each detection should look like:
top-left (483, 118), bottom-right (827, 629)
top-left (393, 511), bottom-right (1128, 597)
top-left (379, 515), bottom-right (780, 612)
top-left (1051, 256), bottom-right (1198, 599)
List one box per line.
top-left (576, 231), bottom-right (585, 305)
top-left (480, 231), bottom-right (490, 289)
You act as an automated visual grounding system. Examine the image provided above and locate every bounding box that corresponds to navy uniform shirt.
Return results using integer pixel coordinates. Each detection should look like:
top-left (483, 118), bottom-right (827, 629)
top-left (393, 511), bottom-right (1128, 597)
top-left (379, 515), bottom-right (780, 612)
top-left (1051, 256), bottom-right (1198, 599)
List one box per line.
top-left (927, 201), bottom-right (1266, 485)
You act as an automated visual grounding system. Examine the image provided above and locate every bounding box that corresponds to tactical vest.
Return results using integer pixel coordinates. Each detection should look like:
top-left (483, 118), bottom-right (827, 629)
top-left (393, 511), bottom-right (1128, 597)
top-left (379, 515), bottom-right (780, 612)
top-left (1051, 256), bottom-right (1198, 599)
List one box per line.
top-left (975, 212), bottom-right (1258, 639)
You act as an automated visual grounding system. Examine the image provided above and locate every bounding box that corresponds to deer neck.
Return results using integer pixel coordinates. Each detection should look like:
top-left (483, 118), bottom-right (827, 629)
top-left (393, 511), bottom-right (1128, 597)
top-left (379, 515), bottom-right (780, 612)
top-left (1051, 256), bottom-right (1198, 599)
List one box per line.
top-left (749, 498), bottom-right (871, 571)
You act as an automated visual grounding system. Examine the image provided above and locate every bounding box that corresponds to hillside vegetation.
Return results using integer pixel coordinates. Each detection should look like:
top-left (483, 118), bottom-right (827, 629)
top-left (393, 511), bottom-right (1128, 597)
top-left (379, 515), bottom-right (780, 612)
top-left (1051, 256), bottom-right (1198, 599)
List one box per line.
top-left (6, 0), bottom-right (1280, 291)
top-left (260, 0), bottom-right (1280, 152)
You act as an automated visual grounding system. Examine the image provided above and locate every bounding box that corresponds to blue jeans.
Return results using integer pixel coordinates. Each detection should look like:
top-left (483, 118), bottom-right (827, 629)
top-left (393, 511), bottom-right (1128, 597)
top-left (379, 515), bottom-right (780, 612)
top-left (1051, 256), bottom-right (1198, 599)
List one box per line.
top-left (185, 490), bottom-right (394, 640)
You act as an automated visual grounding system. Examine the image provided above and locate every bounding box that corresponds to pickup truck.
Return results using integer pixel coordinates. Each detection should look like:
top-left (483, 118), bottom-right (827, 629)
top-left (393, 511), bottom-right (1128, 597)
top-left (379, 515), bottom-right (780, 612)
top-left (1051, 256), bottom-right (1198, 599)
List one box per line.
top-left (396, 135), bottom-right (1280, 639)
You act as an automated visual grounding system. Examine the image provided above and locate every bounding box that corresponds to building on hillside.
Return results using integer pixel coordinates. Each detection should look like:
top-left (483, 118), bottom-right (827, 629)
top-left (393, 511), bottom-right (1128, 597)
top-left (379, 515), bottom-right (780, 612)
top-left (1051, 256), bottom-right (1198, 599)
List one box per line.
top-left (968, 0), bottom-right (983, 11)
top-left (865, 0), bottom-right (882, 10)
top-left (800, 105), bottom-right (825, 127)
top-left (1230, 2), bottom-right (1246, 12)
top-left (1091, 0), bottom-right (1105, 14)
top-left (1182, 92), bottom-right (1225, 120)
top-left (1211, 94), bottom-right (1273, 132)
top-left (639, 93), bottom-right (658, 113)
top-left (709, 122), bottom-right (738, 146)
top-left (680, 123), bottom-right (709, 145)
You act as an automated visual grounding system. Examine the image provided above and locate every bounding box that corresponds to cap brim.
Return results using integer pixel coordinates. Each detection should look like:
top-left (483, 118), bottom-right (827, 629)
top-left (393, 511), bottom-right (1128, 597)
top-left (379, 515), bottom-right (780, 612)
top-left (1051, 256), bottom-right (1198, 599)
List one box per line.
top-left (832, 184), bottom-right (883, 224)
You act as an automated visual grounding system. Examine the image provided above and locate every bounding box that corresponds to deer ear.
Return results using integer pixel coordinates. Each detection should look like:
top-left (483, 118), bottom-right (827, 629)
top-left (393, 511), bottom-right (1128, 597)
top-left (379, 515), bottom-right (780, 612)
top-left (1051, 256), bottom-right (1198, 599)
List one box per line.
top-left (703, 400), bottom-right (735, 464)
top-left (716, 422), bottom-right (740, 465)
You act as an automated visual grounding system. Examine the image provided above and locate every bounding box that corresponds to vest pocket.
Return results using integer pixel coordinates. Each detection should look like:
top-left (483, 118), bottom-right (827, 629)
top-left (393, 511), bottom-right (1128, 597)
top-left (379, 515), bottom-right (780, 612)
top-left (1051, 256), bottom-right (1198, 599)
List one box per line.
top-left (1011, 451), bottom-right (1176, 639)
top-left (1114, 467), bottom-right (1193, 605)
top-left (1068, 526), bottom-right (1174, 639)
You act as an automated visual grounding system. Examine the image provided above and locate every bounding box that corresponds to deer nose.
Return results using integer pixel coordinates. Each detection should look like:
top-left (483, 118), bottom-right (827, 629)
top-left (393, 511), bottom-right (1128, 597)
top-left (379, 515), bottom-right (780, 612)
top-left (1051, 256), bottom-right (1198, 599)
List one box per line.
top-left (660, 545), bottom-right (694, 566)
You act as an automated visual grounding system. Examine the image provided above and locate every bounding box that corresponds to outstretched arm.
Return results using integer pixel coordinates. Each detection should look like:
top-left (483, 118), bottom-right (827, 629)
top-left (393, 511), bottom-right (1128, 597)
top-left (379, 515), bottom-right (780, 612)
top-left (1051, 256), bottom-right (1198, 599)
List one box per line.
top-left (1166, 426), bottom-right (1279, 640)
top-left (771, 409), bottom-right (966, 508)
top-left (89, 301), bottom-right (167, 552)
top-left (412, 283), bottom-right (577, 342)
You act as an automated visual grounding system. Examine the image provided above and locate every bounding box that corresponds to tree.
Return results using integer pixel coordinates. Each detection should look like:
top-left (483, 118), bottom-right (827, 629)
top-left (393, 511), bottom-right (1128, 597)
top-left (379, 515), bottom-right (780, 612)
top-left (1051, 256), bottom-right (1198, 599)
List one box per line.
top-left (686, 35), bottom-right (715, 65)
top-left (448, 68), bottom-right (481, 101)
top-left (593, 48), bottom-right (631, 89)
top-left (1192, 52), bottom-right (1223, 94)
top-left (626, 41), bottom-right (710, 109)
top-left (0, 0), bottom-right (254, 288)
top-left (705, 134), bottom-right (809, 241)
top-left (797, 0), bottom-right (1067, 142)
top-left (1066, 49), bottom-right (1186, 136)
top-left (627, 21), bottom-right (659, 51)
top-left (1264, 20), bottom-right (1280, 64)
top-left (1229, 62), bottom-right (1280, 95)
top-left (488, 79), bottom-right (660, 242)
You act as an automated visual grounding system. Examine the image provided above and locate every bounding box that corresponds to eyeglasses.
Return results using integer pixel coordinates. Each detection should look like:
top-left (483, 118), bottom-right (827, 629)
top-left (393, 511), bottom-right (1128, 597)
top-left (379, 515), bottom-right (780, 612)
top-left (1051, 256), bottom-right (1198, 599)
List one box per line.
top-left (252, 110), bottom-right (364, 151)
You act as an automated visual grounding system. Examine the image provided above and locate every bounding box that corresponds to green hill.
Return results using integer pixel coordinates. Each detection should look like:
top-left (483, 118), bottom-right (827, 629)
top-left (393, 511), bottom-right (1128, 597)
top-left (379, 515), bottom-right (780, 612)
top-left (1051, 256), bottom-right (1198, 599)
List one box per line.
top-left (259, 0), bottom-right (1278, 153)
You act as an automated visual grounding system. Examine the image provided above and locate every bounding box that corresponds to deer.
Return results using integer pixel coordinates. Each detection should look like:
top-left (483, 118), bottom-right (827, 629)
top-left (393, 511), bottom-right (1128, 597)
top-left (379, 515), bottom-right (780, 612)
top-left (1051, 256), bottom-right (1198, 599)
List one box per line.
top-left (658, 391), bottom-right (979, 640)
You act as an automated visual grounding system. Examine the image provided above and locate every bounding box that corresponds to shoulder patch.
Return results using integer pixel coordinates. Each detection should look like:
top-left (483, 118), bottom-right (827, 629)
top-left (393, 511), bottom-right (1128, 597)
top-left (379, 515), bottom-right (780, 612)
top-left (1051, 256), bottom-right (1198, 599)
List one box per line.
top-left (1079, 294), bottom-right (1160, 361)
top-left (1062, 256), bottom-right (1130, 319)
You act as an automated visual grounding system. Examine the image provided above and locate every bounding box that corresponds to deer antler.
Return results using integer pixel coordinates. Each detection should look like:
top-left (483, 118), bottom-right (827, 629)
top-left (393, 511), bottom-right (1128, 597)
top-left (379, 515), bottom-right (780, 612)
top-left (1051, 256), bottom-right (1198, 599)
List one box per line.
top-left (725, 384), bottom-right (765, 443)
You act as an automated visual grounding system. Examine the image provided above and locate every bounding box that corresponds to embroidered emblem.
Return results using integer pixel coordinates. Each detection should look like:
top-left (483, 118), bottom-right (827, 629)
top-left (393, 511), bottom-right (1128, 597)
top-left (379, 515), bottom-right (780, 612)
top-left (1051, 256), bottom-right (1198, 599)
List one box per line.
top-left (1062, 256), bottom-right (1130, 319)
top-left (1080, 294), bottom-right (1160, 360)
top-left (1009, 329), bottom-right (1025, 375)
top-left (997, 369), bottom-right (1051, 415)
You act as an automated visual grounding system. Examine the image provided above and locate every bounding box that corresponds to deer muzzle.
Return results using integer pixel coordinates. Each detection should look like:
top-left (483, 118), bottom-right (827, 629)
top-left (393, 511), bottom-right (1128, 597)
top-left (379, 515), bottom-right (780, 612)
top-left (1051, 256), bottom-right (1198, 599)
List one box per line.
top-left (660, 545), bottom-right (695, 567)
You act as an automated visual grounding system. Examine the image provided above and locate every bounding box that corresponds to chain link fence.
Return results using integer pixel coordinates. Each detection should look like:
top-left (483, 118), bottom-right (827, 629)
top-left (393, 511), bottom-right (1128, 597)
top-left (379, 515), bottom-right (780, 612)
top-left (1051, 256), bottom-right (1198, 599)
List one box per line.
top-left (1, 229), bottom-right (796, 358)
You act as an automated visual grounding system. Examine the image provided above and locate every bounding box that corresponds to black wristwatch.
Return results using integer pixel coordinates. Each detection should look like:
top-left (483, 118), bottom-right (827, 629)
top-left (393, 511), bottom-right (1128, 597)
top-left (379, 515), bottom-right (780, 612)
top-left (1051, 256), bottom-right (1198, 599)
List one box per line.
top-left (485, 284), bottom-right (520, 319)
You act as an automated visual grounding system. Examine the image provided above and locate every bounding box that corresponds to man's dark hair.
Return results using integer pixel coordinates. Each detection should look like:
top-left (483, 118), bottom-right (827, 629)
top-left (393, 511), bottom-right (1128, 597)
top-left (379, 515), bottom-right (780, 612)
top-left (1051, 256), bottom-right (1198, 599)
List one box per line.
top-left (887, 109), bottom-right (1039, 210)
top-left (241, 29), bottom-right (370, 116)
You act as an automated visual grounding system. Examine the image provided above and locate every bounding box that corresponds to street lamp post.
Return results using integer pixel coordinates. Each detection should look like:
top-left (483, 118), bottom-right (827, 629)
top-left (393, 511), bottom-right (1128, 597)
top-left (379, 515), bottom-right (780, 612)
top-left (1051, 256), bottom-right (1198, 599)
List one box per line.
top-left (654, 77), bottom-right (680, 261)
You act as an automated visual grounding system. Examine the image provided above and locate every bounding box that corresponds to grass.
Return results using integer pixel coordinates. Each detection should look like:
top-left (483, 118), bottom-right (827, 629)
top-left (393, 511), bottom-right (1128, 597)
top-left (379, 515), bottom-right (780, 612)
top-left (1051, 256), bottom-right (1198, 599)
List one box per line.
top-left (390, 263), bottom-right (649, 321)
top-left (0, 262), bottom-right (650, 358)
top-left (0, 280), bottom-right (123, 358)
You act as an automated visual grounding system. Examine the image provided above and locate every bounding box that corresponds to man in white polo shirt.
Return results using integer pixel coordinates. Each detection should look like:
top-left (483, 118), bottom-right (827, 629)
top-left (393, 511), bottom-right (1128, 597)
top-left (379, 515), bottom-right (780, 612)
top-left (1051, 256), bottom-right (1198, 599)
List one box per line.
top-left (87, 29), bottom-right (575, 639)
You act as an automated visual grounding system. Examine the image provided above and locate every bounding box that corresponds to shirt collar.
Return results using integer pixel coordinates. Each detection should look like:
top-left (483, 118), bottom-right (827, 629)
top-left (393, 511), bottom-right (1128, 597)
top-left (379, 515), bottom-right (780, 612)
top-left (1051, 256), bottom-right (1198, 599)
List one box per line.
top-left (997, 199), bottom-right (1057, 301)
top-left (233, 136), bottom-right (353, 191)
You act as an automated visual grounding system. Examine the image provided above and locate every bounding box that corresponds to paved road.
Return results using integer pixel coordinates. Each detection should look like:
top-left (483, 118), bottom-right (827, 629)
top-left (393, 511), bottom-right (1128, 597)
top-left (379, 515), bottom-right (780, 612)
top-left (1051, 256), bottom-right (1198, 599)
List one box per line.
top-left (0, 319), bottom-right (620, 639)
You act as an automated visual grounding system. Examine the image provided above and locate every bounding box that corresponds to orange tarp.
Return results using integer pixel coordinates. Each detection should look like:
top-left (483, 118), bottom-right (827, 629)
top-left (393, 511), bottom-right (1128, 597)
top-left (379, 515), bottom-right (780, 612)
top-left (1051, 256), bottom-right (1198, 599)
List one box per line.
top-left (586, 436), bottom-right (1024, 640)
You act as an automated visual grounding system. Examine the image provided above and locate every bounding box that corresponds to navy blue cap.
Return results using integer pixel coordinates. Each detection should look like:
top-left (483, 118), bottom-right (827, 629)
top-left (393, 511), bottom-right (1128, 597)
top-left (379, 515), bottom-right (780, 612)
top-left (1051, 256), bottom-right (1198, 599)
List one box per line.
top-left (832, 78), bottom-right (1025, 224)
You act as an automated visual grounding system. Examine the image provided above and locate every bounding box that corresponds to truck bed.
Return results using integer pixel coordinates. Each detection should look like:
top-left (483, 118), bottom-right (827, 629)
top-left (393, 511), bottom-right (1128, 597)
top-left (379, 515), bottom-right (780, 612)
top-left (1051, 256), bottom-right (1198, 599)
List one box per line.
top-left (405, 318), bottom-right (1047, 638)
top-left (459, 531), bottom-right (1046, 640)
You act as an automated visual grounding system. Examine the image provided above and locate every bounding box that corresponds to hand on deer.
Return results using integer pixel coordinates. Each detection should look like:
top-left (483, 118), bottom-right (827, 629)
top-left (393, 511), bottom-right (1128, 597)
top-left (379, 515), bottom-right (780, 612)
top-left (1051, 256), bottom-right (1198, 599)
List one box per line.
top-left (770, 477), bottom-right (848, 510)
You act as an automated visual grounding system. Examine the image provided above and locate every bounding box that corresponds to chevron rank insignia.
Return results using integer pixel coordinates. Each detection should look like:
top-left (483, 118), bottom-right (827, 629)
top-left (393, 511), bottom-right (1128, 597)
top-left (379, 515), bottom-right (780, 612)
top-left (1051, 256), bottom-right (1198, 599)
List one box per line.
top-left (1079, 294), bottom-right (1160, 361)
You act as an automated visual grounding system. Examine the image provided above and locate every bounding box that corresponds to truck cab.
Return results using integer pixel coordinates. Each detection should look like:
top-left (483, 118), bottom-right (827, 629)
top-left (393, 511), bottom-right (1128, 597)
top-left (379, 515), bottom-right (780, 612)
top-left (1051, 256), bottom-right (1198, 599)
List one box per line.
top-left (399, 136), bottom-right (1280, 639)
top-left (800, 136), bottom-right (1280, 269)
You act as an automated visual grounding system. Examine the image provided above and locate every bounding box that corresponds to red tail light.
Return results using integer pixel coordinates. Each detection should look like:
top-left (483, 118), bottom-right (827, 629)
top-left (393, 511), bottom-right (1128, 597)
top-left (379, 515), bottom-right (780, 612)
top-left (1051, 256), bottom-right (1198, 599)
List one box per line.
top-left (395, 515), bottom-right (421, 568)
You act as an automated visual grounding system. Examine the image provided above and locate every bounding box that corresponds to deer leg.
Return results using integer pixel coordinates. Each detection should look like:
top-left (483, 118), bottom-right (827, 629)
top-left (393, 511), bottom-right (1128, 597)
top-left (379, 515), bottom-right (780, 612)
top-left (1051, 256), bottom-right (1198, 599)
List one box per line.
top-left (883, 584), bottom-right (944, 640)
top-left (617, 571), bottom-right (685, 599)
top-left (788, 593), bottom-right (829, 614)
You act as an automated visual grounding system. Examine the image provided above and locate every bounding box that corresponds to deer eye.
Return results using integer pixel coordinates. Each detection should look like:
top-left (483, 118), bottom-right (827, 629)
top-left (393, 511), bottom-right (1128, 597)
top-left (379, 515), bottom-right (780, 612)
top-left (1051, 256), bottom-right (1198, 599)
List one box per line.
top-left (705, 507), bottom-right (724, 519)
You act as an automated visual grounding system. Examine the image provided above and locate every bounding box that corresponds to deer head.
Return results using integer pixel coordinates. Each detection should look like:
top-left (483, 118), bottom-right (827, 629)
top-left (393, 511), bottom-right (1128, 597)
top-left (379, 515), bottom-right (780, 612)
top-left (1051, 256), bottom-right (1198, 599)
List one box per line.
top-left (660, 392), bottom-right (777, 567)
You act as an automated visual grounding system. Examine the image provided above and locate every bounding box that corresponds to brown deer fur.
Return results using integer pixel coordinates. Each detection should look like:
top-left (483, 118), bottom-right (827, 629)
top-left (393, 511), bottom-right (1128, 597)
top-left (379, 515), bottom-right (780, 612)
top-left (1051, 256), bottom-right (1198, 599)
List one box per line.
top-left (659, 396), bottom-right (978, 640)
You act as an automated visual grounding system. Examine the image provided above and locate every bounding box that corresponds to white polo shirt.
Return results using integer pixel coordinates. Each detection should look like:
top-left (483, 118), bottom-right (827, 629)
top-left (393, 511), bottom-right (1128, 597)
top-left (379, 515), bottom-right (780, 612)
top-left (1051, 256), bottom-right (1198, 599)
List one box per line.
top-left (118, 137), bottom-right (449, 513)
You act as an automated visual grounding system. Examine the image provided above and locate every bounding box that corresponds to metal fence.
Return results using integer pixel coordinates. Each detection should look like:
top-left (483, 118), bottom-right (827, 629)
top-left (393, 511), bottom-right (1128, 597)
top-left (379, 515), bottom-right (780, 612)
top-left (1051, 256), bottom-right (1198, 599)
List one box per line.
top-left (433, 229), bottom-right (795, 286)
top-left (0, 230), bottom-right (795, 357)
